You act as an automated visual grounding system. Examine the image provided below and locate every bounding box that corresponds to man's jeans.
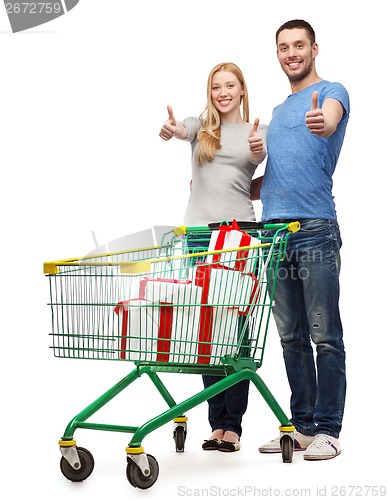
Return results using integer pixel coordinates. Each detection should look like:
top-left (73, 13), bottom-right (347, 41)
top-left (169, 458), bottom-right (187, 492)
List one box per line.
top-left (264, 218), bottom-right (346, 438)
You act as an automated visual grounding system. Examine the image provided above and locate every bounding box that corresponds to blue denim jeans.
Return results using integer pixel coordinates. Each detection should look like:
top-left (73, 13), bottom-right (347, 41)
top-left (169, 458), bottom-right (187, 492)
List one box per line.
top-left (202, 373), bottom-right (249, 437)
top-left (185, 232), bottom-right (251, 437)
top-left (264, 219), bottom-right (346, 438)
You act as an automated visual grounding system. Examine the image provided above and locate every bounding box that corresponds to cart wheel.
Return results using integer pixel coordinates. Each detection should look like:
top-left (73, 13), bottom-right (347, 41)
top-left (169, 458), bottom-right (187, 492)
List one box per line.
top-left (60, 446), bottom-right (95, 482)
top-left (126, 454), bottom-right (159, 489)
top-left (280, 434), bottom-right (293, 463)
top-left (174, 425), bottom-right (186, 452)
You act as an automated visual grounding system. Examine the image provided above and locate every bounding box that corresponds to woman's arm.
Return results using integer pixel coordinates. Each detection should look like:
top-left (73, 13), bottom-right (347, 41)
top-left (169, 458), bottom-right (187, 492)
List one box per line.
top-left (248, 118), bottom-right (267, 164)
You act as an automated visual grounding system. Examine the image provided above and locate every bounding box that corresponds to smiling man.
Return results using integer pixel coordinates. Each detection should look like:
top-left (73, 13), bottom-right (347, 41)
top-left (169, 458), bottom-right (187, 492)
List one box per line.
top-left (256, 20), bottom-right (350, 461)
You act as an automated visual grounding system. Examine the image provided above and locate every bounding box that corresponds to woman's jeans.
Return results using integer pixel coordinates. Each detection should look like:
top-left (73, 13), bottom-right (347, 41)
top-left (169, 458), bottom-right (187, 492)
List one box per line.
top-left (265, 218), bottom-right (346, 438)
top-left (185, 233), bottom-right (250, 437)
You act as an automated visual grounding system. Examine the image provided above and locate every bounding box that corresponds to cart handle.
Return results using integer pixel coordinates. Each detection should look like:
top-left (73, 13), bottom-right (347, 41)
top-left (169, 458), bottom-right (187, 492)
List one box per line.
top-left (43, 243), bottom-right (163, 274)
top-left (44, 242), bottom-right (270, 275)
top-left (119, 242), bottom-right (271, 274)
top-left (43, 222), bottom-right (300, 275)
top-left (180, 221), bottom-right (300, 234)
top-left (119, 221), bottom-right (300, 273)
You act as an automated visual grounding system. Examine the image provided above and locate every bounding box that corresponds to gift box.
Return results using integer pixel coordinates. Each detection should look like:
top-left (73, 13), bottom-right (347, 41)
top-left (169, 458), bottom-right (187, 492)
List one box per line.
top-left (193, 263), bottom-right (260, 363)
top-left (137, 277), bottom-right (204, 363)
top-left (115, 302), bottom-right (203, 363)
top-left (206, 219), bottom-right (260, 274)
top-left (114, 266), bottom-right (259, 365)
top-left (114, 299), bottom-right (160, 361)
top-left (236, 271), bottom-right (260, 314)
top-left (139, 277), bottom-right (202, 304)
top-left (194, 302), bottom-right (241, 364)
top-left (193, 263), bottom-right (240, 363)
top-left (192, 263), bottom-right (259, 311)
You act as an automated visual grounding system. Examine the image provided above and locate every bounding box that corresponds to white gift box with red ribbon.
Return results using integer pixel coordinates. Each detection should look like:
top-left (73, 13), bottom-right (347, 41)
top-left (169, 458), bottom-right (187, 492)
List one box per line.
top-left (114, 297), bottom-right (202, 363)
top-left (192, 264), bottom-right (259, 311)
top-left (193, 263), bottom-right (258, 363)
top-left (139, 277), bottom-right (203, 304)
top-left (114, 263), bottom-right (259, 364)
top-left (206, 219), bottom-right (260, 274)
top-left (139, 277), bottom-right (204, 363)
top-left (114, 299), bottom-right (159, 361)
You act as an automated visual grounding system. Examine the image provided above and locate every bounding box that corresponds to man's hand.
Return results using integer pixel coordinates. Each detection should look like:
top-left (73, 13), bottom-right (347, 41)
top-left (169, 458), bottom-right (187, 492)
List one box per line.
top-left (305, 91), bottom-right (325, 136)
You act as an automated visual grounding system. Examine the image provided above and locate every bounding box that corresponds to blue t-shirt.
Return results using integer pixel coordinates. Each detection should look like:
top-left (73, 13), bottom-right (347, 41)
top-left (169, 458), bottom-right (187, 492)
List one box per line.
top-left (261, 80), bottom-right (350, 221)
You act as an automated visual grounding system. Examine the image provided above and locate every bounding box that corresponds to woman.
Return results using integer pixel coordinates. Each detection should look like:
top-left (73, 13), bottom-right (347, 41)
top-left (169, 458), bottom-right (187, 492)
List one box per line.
top-left (159, 62), bottom-right (267, 452)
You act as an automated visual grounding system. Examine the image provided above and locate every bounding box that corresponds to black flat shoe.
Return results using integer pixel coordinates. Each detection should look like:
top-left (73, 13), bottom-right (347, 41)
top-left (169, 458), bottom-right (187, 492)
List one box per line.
top-left (218, 440), bottom-right (241, 452)
top-left (202, 438), bottom-right (221, 450)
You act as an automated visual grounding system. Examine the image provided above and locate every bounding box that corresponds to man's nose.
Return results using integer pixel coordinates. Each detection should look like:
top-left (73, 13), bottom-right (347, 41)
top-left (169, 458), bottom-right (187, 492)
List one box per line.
top-left (288, 47), bottom-right (297, 58)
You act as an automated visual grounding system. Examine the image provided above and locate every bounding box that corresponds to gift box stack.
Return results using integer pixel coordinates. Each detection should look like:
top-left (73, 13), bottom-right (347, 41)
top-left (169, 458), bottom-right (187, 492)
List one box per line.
top-left (114, 220), bottom-right (260, 365)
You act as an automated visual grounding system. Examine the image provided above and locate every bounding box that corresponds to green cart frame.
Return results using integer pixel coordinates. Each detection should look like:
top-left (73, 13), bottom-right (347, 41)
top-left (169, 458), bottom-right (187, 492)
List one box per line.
top-left (44, 221), bottom-right (300, 489)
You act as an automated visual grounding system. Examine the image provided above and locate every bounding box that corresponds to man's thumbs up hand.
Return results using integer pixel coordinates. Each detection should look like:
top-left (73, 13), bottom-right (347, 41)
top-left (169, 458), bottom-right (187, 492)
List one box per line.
top-left (306, 91), bottom-right (325, 135)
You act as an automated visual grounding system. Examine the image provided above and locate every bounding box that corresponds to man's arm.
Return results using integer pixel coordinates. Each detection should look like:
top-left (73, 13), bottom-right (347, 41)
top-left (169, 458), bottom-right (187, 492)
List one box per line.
top-left (250, 176), bottom-right (263, 201)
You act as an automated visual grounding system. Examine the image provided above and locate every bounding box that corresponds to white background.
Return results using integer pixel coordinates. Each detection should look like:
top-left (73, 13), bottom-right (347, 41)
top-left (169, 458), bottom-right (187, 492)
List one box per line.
top-left (1, 1), bottom-right (386, 498)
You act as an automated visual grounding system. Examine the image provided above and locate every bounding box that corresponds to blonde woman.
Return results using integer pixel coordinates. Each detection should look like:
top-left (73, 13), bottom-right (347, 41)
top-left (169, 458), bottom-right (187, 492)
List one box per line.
top-left (159, 62), bottom-right (267, 452)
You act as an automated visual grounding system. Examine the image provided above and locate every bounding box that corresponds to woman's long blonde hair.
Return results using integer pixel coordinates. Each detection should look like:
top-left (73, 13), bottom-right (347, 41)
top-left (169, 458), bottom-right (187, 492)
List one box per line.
top-left (197, 62), bottom-right (250, 164)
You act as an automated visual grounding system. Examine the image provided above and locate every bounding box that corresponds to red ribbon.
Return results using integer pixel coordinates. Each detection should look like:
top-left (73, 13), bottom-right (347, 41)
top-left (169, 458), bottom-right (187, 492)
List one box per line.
top-left (195, 263), bottom-right (214, 364)
top-left (156, 302), bottom-right (174, 362)
top-left (139, 277), bottom-right (192, 300)
top-left (114, 299), bottom-right (131, 360)
top-left (212, 219), bottom-right (252, 271)
top-left (114, 299), bottom-right (174, 362)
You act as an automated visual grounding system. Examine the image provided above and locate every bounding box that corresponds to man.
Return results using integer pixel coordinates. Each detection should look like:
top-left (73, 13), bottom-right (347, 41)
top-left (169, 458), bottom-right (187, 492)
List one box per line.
top-left (253, 19), bottom-right (350, 460)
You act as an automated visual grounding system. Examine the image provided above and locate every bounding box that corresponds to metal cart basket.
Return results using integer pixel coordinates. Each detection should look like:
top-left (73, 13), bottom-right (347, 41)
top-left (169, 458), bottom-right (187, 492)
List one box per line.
top-left (44, 220), bottom-right (300, 489)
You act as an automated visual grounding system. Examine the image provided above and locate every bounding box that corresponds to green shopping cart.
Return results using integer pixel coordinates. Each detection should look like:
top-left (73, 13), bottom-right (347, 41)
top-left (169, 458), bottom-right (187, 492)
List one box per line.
top-left (44, 220), bottom-right (300, 489)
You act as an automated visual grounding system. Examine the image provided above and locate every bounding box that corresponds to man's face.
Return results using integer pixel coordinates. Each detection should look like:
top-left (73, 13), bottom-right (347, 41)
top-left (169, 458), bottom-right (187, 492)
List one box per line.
top-left (276, 28), bottom-right (318, 82)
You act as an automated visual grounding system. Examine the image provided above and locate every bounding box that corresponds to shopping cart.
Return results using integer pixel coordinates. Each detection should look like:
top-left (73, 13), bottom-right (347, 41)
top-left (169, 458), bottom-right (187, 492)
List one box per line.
top-left (44, 220), bottom-right (300, 489)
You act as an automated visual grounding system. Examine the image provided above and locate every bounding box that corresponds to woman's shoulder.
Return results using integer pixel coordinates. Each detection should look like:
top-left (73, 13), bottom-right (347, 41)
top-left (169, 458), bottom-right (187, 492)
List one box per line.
top-left (183, 116), bottom-right (201, 128)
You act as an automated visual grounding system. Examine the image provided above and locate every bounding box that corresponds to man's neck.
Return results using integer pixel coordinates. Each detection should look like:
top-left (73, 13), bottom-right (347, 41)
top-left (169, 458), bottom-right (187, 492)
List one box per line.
top-left (290, 74), bottom-right (322, 94)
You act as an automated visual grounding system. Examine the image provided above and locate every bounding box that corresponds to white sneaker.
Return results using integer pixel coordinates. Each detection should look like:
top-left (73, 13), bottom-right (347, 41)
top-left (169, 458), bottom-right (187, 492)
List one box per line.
top-left (303, 434), bottom-right (341, 460)
top-left (259, 431), bottom-right (315, 453)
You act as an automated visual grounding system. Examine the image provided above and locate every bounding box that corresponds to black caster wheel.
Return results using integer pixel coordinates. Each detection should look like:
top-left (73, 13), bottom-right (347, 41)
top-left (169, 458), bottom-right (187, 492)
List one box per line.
top-left (60, 446), bottom-right (95, 482)
top-left (280, 434), bottom-right (294, 463)
top-left (174, 425), bottom-right (186, 452)
top-left (126, 454), bottom-right (159, 489)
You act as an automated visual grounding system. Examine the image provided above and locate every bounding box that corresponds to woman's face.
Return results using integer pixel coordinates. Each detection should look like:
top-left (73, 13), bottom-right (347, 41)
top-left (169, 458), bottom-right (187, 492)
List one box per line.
top-left (211, 70), bottom-right (243, 119)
